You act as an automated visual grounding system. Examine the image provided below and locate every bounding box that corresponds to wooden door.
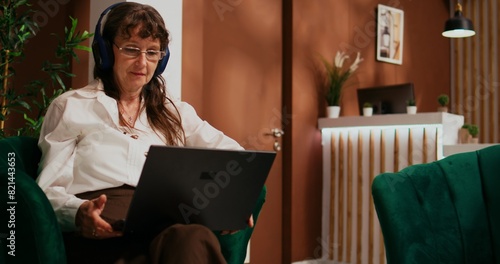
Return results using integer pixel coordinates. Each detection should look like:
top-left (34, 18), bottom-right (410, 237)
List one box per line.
top-left (182, 1), bottom-right (283, 263)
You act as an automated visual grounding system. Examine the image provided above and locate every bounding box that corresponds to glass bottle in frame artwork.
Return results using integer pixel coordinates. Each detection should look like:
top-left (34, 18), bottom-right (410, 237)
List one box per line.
top-left (376, 4), bottom-right (404, 65)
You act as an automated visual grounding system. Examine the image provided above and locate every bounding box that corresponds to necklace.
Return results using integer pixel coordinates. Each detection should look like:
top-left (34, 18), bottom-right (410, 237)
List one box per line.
top-left (118, 100), bottom-right (141, 139)
top-left (118, 101), bottom-right (140, 127)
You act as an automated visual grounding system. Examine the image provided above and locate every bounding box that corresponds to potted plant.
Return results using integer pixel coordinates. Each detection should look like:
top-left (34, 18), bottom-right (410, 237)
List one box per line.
top-left (362, 102), bottom-right (373, 116)
top-left (468, 124), bottom-right (479, 143)
top-left (406, 99), bottom-right (417, 114)
top-left (0, 2), bottom-right (92, 138)
top-left (437, 94), bottom-right (450, 112)
top-left (321, 51), bottom-right (363, 118)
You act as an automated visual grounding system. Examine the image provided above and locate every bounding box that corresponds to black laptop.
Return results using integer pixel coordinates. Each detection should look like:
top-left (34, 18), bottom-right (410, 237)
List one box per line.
top-left (115, 145), bottom-right (276, 236)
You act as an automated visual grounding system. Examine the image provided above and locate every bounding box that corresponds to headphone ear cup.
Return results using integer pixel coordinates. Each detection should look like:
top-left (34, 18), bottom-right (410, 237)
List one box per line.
top-left (92, 39), bottom-right (101, 67)
top-left (101, 39), bottom-right (114, 70)
top-left (154, 46), bottom-right (170, 76)
top-left (93, 36), bottom-right (114, 70)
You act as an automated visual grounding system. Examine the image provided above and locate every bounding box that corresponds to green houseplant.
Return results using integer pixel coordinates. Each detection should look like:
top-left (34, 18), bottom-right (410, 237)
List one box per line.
top-left (0, 0), bottom-right (38, 135)
top-left (437, 94), bottom-right (449, 112)
top-left (321, 51), bottom-right (363, 118)
top-left (468, 124), bottom-right (479, 143)
top-left (0, 0), bottom-right (93, 138)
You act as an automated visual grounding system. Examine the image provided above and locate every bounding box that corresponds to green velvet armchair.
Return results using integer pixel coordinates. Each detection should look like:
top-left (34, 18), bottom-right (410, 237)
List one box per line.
top-left (0, 136), bottom-right (264, 264)
top-left (372, 145), bottom-right (500, 264)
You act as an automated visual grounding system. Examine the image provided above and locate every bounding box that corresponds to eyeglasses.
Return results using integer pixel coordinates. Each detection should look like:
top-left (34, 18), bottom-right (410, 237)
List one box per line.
top-left (113, 43), bottom-right (166, 61)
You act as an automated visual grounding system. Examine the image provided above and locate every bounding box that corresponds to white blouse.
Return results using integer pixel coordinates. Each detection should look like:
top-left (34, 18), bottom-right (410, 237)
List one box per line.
top-left (36, 79), bottom-right (242, 231)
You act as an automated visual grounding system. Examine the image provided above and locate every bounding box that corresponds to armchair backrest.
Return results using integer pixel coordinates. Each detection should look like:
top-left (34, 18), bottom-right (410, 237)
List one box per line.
top-left (372, 145), bottom-right (500, 264)
top-left (0, 136), bottom-right (41, 179)
top-left (0, 136), bottom-right (66, 264)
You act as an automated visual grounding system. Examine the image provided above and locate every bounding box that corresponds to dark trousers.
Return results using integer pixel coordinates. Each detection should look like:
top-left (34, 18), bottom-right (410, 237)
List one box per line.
top-left (63, 186), bottom-right (227, 264)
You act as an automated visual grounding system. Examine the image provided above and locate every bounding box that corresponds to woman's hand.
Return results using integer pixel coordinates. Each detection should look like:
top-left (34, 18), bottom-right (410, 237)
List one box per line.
top-left (75, 194), bottom-right (123, 239)
top-left (220, 214), bottom-right (254, 235)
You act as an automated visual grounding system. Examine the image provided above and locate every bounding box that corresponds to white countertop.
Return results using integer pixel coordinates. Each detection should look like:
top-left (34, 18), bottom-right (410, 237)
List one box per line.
top-left (318, 112), bottom-right (464, 145)
top-left (318, 112), bottom-right (464, 129)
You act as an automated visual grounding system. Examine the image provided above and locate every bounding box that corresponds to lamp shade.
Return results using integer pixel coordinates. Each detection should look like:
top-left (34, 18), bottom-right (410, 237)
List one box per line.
top-left (442, 3), bottom-right (475, 38)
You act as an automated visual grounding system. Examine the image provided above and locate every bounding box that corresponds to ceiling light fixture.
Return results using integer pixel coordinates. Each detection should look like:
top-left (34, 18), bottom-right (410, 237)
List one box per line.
top-left (442, 3), bottom-right (475, 38)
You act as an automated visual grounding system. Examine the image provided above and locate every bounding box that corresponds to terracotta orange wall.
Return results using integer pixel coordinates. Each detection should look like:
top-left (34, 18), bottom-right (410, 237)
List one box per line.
top-left (183, 0), bottom-right (451, 263)
top-left (182, 1), bottom-right (284, 263)
top-left (70, 1), bottom-right (91, 89)
top-left (290, 0), bottom-right (450, 261)
top-left (296, 0), bottom-right (451, 118)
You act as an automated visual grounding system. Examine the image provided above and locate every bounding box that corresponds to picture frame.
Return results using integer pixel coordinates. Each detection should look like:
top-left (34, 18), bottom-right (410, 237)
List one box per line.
top-left (376, 4), bottom-right (404, 65)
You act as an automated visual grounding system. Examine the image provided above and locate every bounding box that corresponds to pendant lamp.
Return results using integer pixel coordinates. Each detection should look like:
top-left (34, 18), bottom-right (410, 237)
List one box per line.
top-left (442, 3), bottom-right (475, 38)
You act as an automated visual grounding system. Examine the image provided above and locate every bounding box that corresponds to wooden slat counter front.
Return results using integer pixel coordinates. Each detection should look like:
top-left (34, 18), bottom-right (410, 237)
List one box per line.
top-left (318, 113), bottom-right (464, 264)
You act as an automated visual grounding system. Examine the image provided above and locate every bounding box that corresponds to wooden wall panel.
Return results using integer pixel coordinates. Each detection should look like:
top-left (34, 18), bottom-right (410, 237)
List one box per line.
top-left (451, 0), bottom-right (499, 143)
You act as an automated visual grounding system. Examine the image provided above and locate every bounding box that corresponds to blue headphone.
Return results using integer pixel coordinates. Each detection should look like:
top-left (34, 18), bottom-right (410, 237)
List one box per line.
top-left (92, 2), bottom-right (170, 76)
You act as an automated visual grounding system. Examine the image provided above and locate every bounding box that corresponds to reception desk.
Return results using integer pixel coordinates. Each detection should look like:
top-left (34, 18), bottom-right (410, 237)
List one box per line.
top-left (318, 113), bottom-right (464, 264)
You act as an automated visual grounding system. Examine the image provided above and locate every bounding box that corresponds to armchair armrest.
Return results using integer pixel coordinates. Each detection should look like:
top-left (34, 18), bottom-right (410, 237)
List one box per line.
top-left (215, 186), bottom-right (266, 264)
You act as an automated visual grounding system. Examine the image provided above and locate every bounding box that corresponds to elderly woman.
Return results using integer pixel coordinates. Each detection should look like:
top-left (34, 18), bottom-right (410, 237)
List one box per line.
top-left (37, 2), bottom-right (251, 263)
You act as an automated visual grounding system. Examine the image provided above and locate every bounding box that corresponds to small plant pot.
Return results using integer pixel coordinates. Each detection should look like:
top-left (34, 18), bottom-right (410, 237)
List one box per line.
top-left (437, 106), bottom-right (448, 112)
top-left (406, 106), bottom-right (417, 114)
top-left (326, 106), bottom-right (341, 118)
top-left (458, 128), bottom-right (471, 144)
top-left (470, 137), bottom-right (479, 144)
top-left (363, 107), bottom-right (373, 117)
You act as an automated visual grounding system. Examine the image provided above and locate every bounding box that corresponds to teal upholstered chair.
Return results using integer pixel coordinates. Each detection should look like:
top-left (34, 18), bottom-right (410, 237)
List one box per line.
top-left (0, 136), bottom-right (66, 264)
top-left (372, 145), bottom-right (500, 264)
top-left (0, 136), bottom-right (265, 264)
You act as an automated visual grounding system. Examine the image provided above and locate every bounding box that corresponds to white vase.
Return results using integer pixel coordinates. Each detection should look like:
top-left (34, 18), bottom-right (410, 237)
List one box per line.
top-left (363, 108), bottom-right (373, 117)
top-left (406, 106), bottom-right (417, 114)
top-left (326, 106), bottom-right (341, 118)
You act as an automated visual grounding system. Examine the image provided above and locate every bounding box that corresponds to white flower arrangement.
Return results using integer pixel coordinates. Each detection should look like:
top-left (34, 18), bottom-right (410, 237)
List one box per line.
top-left (321, 51), bottom-right (363, 106)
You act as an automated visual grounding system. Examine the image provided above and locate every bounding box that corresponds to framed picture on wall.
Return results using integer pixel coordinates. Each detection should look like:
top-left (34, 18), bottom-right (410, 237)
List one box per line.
top-left (376, 4), bottom-right (404, 65)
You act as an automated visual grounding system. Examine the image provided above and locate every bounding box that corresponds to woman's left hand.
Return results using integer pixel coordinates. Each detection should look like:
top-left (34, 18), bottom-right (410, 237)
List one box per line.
top-left (76, 194), bottom-right (123, 239)
top-left (220, 214), bottom-right (254, 235)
